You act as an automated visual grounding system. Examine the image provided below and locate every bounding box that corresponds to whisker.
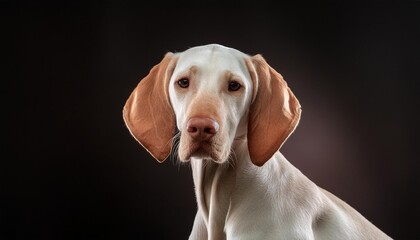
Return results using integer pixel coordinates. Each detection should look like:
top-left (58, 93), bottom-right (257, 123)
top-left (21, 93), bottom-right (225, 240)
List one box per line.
top-left (170, 131), bottom-right (181, 168)
top-left (228, 149), bottom-right (237, 169)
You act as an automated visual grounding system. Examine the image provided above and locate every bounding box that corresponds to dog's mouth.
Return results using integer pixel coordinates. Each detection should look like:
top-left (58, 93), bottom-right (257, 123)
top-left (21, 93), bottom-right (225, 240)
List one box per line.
top-left (189, 141), bottom-right (217, 159)
top-left (178, 134), bottom-right (226, 162)
top-left (185, 141), bottom-right (219, 161)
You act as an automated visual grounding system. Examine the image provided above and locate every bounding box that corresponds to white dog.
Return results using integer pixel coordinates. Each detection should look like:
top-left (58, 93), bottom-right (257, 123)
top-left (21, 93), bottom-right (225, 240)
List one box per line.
top-left (123, 44), bottom-right (392, 239)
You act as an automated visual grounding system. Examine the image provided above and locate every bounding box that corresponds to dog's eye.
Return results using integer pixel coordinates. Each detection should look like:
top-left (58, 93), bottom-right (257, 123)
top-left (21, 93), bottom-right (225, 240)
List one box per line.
top-left (228, 81), bottom-right (241, 91)
top-left (178, 79), bottom-right (190, 88)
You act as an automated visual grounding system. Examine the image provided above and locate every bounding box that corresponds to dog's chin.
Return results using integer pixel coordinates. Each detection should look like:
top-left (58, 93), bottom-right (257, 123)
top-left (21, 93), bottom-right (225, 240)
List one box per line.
top-left (178, 141), bottom-right (229, 164)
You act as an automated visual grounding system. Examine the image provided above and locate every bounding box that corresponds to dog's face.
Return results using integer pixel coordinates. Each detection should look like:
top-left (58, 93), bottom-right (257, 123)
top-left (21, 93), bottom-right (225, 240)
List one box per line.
top-left (168, 45), bottom-right (254, 163)
top-left (123, 44), bottom-right (301, 166)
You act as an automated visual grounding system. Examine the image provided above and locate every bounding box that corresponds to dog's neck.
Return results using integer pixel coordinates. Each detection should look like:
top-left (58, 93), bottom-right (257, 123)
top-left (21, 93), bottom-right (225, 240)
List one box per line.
top-left (190, 156), bottom-right (236, 236)
top-left (190, 139), bottom-right (270, 237)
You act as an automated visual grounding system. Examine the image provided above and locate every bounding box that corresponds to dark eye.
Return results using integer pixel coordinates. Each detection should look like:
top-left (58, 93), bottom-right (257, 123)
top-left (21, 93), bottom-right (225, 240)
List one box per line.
top-left (178, 78), bottom-right (189, 88)
top-left (228, 81), bottom-right (241, 91)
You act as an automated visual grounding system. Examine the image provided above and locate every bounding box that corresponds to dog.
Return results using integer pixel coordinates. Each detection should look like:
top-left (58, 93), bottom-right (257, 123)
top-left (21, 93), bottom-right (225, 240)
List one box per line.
top-left (123, 44), bottom-right (392, 239)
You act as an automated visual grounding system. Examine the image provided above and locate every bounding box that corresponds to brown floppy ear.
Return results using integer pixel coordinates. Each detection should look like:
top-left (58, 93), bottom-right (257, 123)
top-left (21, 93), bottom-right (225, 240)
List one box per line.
top-left (123, 53), bottom-right (177, 162)
top-left (246, 54), bottom-right (302, 166)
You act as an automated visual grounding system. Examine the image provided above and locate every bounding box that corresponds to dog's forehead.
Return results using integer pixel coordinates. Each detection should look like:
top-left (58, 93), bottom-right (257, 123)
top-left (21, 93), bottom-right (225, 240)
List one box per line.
top-left (174, 44), bottom-right (249, 75)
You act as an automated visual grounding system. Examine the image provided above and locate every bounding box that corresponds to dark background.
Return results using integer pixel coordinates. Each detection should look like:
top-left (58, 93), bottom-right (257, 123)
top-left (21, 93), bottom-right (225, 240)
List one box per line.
top-left (3, 1), bottom-right (419, 239)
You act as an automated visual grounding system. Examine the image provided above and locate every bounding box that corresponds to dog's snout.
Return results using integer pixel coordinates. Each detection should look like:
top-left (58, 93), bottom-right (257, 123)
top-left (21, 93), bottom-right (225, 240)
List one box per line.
top-left (187, 117), bottom-right (219, 141)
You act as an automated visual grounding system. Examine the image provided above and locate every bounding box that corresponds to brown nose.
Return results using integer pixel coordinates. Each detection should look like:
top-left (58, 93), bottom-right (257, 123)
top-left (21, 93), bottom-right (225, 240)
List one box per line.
top-left (187, 117), bottom-right (219, 141)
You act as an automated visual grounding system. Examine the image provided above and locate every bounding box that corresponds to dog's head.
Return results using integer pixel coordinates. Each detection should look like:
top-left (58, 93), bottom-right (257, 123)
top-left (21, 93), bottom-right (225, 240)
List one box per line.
top-left (123, 44), bottom-right (301, 166)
